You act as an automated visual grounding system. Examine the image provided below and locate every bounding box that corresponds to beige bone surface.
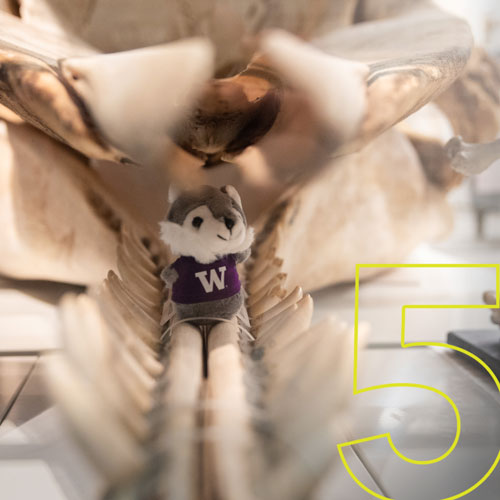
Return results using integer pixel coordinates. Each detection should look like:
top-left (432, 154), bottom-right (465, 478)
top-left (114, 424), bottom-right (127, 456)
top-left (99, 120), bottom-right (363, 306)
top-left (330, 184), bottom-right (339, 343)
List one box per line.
top-left (0, 1), bottom-right (478, 292)
top-left (269, 129), bottom-right (452, 291)
top-left (0, 121), bottom-right (124, 284)
top-left (446, 136), bottom-right (500, 176)
top-left (19, 0), bottom-right (358, 73)
top-left (0, 3), bottom-right (472, 178)
top-left (9, 1), bottom-right (499, 498)
top-left (161, 322), bottom-right (203, 500)
top-left (60, 39), bottom-right (214, 165)
top-left (47, 218), bottom-right (360, 499)
top-left (206, 320), bottom-right (256, 500)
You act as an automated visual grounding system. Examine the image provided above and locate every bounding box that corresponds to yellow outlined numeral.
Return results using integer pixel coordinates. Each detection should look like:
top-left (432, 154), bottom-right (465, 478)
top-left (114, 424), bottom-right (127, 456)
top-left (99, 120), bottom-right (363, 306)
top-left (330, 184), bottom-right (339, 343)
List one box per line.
top-left (338, 264), bottom-right (500, 500)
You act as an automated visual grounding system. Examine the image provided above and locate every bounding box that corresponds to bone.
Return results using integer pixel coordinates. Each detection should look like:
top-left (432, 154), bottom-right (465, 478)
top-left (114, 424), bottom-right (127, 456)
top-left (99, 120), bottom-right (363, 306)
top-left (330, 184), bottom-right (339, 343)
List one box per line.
top-left (446, 136), bottom-right (500, 176)
top-left (117, 245), bottom-right (163, 294)
top-left (270, 129), bottom-right (454, 291)
top-left (256, 316), bottom-right (356, 500)
top-left (105, 276), bottom-right (160, 335)
top-left (247, 273), bottom-right (287, 307)
top-left (248, 256), bottom-right (284, 283)
top-left (270, 320), bottom-right (369, 431)
top-left (128, 226), bottom-right (160, 259)
top-left (264, 318), bottom-right (333, 381)
top-left (160, 322), bottom-right (203, 500)
top-left (262, 30), bottom-right (368, 142)
top-left (135, 230), bottom-right (169, 267)
top-left (252, 286), bottom-right (303, 328)
top-left (0, 16), bottom-right (121, 162)
top-left (263, 317), bottom-right (333, 373)
top-left (119, 236), bottom-right (160, 283)
top-left (266, 319), bottom-right (349, 401)
top-left (396, 103), bottom-right (461, 191)
top-left (0, 121), bottom-right (121, 284)
top-left (16, 2), bottom-right (481, 498)
top-left (0, 103), bottom-right (23, 123)
top-left (248, 259), bottom-right (286, 295)
top-left (0, 0), bottom-right (474, 193)
top-left (254, 229), bottom-right (280, 260)
top-left (96, 293), bottom-right (164, 376)
top-left (0, 9), bottom-right (95, 60)
top-left (122, 226), bottom-right (159, 275)
top-left (271, 338), bottom-right (350, 437)
top-left (107, 342), bottom-right (157, 420)
top-left (247, 249), bottom-right (278, 280)
top-left (112, 356), bottom-right (156, 414)
top-left (59, 294), bottom-right (155, 430)
top-left (107, 270), bottom-right (161, 320)
top-left (206, 319), bottom-right (256, 500)
top-left (256, 295), bottom-right (313, 348)
top-left (435, 48), bottom-right (500, 145)
top-left (61, 39), bottom-right (214, 165)
top-left (58, 294), bottom-right (104, 372)
top-left (254, 303), bottom-right (297, 340)
top-left (247, 286), bottom-right (287, 318)
top-left (101, 281), bottom-right (160, 349)
top-left (46, 354), bottom-right (146, 482)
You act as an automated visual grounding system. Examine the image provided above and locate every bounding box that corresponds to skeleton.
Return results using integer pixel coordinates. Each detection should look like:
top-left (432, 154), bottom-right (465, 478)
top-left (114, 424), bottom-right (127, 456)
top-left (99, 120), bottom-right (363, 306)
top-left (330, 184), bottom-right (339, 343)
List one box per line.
top-left (1, 0), bottom-right (499, 498)
top-left (0, 1), bottom-right (480, 285)
top-left (446, 136), bottom-right (500, 175)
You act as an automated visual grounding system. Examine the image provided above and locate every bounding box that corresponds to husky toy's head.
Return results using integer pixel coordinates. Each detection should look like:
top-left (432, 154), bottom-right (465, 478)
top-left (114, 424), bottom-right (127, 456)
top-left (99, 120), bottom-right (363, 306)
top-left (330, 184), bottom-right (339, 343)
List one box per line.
top-left (159, 185), bottom-right (254, 264)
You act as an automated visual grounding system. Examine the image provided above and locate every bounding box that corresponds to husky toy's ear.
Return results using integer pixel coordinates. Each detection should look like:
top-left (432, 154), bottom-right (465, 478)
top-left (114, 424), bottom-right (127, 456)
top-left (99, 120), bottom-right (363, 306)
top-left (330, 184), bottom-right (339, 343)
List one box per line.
top-left (168, 184), bottom-right (180, 204)
top-left (221, 185), bottom-right (242, 207)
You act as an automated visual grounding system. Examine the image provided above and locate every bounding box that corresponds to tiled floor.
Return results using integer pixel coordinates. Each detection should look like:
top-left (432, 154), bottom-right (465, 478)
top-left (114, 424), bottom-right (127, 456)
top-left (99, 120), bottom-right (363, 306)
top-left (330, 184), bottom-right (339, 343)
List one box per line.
top-left (0, 180), bottom-right (499, 499)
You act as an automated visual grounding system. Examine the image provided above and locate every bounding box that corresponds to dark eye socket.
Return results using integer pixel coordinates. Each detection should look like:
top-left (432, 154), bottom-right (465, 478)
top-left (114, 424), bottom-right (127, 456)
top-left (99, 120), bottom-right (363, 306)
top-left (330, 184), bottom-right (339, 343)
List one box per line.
top-left (192, 216), bottom-right (203, 228)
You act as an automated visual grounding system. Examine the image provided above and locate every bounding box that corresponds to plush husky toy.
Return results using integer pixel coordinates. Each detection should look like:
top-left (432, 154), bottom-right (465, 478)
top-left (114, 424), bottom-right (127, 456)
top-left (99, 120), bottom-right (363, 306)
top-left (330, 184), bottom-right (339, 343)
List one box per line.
top-left (159, 185), bottom-right (254, 327)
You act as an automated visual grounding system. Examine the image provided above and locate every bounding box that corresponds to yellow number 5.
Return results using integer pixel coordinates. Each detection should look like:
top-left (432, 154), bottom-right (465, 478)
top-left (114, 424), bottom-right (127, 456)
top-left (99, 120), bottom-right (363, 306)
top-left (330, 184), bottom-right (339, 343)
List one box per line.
top-left (338, 264), bottom-right (500, 500)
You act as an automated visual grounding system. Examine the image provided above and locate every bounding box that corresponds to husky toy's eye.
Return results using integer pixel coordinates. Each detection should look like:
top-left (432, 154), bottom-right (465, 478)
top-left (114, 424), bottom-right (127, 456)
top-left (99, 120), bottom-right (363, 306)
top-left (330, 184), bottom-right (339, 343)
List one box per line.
top-left (192, 216), bottom-right (203, 228)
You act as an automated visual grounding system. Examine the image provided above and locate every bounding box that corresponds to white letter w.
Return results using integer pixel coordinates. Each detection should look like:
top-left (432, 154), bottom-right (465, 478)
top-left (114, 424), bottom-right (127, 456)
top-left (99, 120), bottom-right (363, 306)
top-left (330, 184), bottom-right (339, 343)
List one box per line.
top-left (195, 266), bottom-right (226, 293)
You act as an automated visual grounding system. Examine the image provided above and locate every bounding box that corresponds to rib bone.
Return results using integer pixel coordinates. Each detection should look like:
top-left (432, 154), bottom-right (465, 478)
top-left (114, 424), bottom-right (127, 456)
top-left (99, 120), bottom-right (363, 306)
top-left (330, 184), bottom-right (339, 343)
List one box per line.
top-left (446, 136), bottom-right (500, 175)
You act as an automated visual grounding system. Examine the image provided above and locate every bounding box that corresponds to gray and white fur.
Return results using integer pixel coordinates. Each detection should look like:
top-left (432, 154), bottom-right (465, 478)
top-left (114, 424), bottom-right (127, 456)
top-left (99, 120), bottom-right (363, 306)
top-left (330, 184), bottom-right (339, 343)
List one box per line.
top-left (159, 184), bottom-right (254, 325)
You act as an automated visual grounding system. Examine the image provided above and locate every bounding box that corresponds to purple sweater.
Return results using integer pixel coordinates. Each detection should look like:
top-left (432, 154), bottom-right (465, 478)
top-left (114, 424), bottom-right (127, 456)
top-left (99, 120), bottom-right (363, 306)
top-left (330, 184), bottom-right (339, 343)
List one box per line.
top-left (171, 255), bottom-right (241, 304)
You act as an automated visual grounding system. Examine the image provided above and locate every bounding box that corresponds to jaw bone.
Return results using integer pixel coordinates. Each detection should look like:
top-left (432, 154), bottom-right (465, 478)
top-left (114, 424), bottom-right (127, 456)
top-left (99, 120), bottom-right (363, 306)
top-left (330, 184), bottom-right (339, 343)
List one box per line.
top-left (0, 120), bottom-right (151, 285)
top-left (446, 136), bottom-right (500, 176)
